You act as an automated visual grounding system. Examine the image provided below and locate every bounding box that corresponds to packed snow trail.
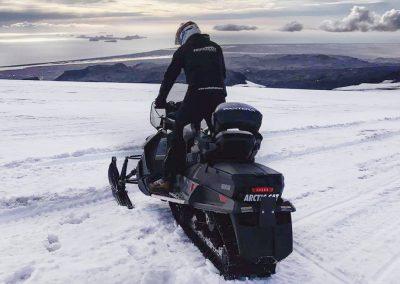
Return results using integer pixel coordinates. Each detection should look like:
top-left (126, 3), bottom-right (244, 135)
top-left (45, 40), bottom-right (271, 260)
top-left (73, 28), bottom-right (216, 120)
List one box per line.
top-left (1, 80), bottom-right (399, 283)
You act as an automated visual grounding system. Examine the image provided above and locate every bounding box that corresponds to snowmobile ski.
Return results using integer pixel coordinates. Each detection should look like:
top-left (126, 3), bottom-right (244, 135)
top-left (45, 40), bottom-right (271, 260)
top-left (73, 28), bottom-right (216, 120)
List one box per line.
top-left (108, 156), bottom-right (140, 209)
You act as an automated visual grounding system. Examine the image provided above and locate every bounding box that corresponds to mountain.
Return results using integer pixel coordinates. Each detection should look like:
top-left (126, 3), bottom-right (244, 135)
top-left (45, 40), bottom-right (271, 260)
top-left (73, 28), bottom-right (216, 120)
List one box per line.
top-left (2, 48), bottom-right (400, 89)
top-left (372, 57), bottom-right (400, 64)
top-left (54, 54), bottom-right (400, 90)
top-left (242, 66), bottom-right (400, 90)
top-left (226, 54), bottom-right (373, 70)
top-left (55, 62), bottom-right (247, 86)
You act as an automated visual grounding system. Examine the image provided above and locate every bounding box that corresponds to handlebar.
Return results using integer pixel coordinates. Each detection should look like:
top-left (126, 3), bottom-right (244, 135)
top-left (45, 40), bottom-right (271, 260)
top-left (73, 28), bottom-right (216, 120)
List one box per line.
top-left (154, 101), bottom-right (181, 112)
top-left (150, 100), bottom-right (181, 130)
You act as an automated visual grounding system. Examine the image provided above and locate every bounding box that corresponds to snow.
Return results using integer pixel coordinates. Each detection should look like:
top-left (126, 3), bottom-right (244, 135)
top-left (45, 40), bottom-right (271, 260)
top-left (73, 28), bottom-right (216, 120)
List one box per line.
top-left (0, 55), bottom-right (173, 72)
top-left (235, 80), bottom-right (266, 88)
top-left (1, 79), bottom-right (400, 283)
top-left (335, 80), bottom-right (400, 91)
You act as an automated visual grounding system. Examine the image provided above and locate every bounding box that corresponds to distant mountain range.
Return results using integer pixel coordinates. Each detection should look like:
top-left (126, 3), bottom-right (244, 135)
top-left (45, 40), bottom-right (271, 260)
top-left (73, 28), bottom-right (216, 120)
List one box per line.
top-left (55, 62), bottom-right (247, 86)
top-left (1, 45), bottom-right (400, 90)
top-left (55, 54), bottom-right (400, 90)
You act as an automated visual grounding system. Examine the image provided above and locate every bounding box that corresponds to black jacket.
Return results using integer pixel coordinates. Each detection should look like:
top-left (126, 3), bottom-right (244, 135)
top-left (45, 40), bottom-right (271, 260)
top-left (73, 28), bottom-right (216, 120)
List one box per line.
top-left (157, 34), bottom-right (227, 103)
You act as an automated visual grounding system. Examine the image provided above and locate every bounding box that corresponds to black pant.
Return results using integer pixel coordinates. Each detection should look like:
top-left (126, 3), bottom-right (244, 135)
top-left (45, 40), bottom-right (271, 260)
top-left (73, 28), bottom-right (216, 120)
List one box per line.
top-left (164, 94), bottom-right (225, 180)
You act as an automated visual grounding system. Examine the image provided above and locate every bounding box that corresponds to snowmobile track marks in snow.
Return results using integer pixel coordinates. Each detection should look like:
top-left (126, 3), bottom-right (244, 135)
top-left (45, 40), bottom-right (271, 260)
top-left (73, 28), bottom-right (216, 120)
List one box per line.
top-left (264, 116), bottom-right (400, 138)
top-left (263, 129), bottom-right (400, 162)
top-left (0, 187), bottom-right (111, 224)
top-left (1, 147), bottom-right (142, 169)
top-left (293, 243), bottom-right (350, 284)
top-left (295, 176), bottom-right (400, 225)
top-left (372, 250), bottom-right (400, 283)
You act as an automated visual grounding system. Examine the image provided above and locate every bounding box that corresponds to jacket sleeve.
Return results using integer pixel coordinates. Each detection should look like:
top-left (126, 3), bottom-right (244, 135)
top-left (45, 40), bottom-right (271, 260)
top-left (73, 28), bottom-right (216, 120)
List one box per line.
top-left (219, 46), bottom-right (227, 79)
top-left (158, 49), bottom-right (184, 101)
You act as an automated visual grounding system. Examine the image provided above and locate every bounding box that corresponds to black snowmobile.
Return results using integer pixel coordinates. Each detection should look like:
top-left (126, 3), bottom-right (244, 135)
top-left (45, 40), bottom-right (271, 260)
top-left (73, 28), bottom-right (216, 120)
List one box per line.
top-left (108, 100), bottom-right (295, 279)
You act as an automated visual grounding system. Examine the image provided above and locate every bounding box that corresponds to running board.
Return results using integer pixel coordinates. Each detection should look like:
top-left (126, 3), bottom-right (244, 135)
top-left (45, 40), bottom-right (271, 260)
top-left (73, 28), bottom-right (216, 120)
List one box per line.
top-left (151, 193), bottom-right (187, 204)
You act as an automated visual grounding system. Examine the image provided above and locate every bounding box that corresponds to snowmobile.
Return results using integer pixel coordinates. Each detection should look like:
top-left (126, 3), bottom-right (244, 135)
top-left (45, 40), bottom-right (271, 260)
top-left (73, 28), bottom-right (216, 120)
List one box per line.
top-left (108, 100), bottom-right (295, 279)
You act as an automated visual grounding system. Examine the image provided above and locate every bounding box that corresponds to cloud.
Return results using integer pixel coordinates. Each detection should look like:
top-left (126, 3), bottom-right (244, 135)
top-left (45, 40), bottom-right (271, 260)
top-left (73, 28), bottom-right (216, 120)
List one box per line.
top-left (374, 9), bottom-right (400, 31)
top-left (320, 6), bottom-right (400, 32)
top-left (280, 21), bottom-right (303, 32)
top-left (0, 10), bottom-right (75, 24)
top-left (213, 24), bottom-right (258, 31)
top-left (1, 21), bottom-right (103, 29)
top-left (76, 34), bottom-right (145, 41)
top-left (45, 0), bottom-right (115, 3)
top-left (0, 8), bottom-right (143, 25)
top-left (3, 22), bottom-right (56, 29)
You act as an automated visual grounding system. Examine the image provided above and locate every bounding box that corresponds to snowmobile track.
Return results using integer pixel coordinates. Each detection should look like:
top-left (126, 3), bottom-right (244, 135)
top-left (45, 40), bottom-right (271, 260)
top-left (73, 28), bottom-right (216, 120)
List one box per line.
top-left (169, 204), bottom-right (275, 279)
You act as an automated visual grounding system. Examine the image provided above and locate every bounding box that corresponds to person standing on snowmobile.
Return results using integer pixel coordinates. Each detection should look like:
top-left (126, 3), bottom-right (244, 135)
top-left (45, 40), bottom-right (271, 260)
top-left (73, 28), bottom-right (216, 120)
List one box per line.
top-left (150, 21), bottom-right (227, 191)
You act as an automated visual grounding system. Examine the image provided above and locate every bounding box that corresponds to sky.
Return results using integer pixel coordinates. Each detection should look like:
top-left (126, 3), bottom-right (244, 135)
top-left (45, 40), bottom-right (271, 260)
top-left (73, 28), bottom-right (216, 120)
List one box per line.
top-left (0, 0), bottom-right (399, 43)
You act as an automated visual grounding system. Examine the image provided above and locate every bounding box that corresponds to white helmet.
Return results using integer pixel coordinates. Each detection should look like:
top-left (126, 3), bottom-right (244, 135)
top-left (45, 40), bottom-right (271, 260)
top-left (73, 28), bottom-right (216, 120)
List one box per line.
top-left (175, 21), bottom-right (201, 46)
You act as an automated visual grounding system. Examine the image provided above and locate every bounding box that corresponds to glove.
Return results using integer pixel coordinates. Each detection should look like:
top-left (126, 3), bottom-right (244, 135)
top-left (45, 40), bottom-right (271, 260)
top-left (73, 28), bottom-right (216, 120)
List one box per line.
top-left (154, 96), bottom-right (166, 108)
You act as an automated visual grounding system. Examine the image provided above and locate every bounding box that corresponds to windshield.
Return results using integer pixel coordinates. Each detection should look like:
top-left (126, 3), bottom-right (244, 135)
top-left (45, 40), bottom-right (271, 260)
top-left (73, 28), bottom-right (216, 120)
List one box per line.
top-left (150, 102), bottom-right (165, 129)
top-left (148, 84), bottom-right (209, 130)
top-left (149, 84), bottom-right (187, 129)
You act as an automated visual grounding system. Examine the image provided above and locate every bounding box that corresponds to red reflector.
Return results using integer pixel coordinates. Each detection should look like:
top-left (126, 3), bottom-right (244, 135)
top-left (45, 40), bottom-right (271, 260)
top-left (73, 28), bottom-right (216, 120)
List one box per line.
top-left (252, 187), bottom-right (274, 193)
top-left (189, 182), bottom-right (198, 193)
top-left (219, 194), bottom-right (228, 203)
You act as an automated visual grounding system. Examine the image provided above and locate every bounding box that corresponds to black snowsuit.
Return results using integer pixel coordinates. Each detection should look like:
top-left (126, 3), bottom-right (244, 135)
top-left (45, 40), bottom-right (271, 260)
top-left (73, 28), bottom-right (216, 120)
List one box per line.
top-left (156, 33), bottom-right (227, 179)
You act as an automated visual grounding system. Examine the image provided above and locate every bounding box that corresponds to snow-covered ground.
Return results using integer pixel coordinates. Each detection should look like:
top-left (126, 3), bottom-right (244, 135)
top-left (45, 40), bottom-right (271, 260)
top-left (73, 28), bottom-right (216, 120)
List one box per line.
top-left (335, 80), bottom-right (400, 91)
top-left (1, 79), bottom-right (400, 284)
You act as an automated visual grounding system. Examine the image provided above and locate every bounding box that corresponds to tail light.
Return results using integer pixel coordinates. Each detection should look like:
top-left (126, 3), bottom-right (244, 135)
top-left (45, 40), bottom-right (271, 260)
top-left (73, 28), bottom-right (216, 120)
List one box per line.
top-left (252, 187), bottom-right (274, 193)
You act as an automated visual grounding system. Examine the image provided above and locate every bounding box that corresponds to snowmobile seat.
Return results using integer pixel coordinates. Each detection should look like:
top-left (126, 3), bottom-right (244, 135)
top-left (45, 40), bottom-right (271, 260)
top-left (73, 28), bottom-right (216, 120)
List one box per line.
top-left (195, 102), bottom-right (263, 162)
top-left (214, 130), bottom-right (259, 161)
top-left (197, 129), bottom-right (262, 162)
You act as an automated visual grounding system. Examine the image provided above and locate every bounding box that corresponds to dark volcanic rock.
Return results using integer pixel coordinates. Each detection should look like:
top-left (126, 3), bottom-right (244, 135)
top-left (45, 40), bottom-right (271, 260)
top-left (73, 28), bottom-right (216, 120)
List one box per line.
top-left (244, 66), bottom-right (400, 89)
top-left (225, 54), bottom-right (372, 71)
top-left (22, 76), bottom-right (40, 81)
top-left (55, 63), bottom-right (246, 86)
top-left (225, 70), bottom-right (247, 86)
top-left (56, 63), bottom-right (184, 83)
top-left (56, 63), bottom-right (131, 82)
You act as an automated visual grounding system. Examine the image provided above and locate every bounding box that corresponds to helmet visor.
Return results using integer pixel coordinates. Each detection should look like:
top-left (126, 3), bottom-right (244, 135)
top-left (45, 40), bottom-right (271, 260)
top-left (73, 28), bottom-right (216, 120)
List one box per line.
top-left (175, 21), bottom-right (197, 45)
top-left (175, 23), bottom-right (184, 45)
